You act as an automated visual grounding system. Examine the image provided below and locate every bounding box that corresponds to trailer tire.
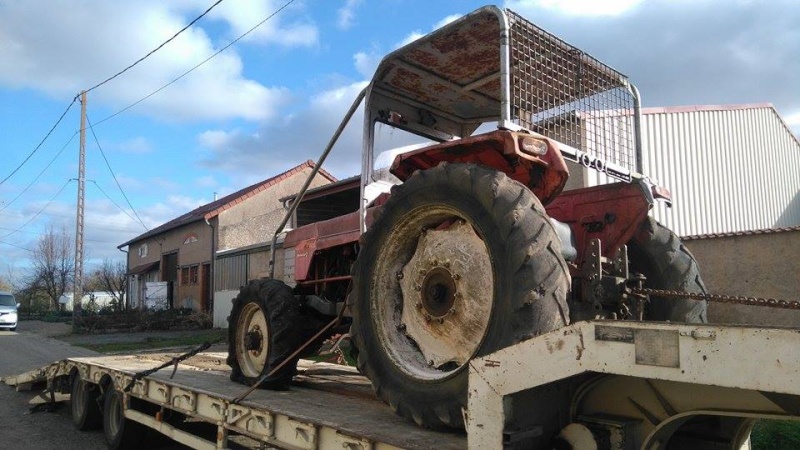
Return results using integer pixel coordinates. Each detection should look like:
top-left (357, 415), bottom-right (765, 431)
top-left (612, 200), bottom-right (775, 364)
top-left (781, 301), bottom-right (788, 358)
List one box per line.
top-left (227, 278), bottom-right (302, 389)
top-left (351, 163), bottom-right (571, 429)
top-left (71, 375), bottom-right (102, 430)
top-left (629, 216), bottom-right (708, 323)
top-left (103, 389), bottom-right (146, 450)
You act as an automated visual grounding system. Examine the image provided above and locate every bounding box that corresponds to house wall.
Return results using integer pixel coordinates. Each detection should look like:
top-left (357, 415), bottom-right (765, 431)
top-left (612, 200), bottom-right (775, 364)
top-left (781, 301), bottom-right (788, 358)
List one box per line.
top-left (126, 220), bottom-right (213, 312)
top-left (216, 169), bottom-right (331, 252)
top-left (684, 229), bottom-right (800, 327)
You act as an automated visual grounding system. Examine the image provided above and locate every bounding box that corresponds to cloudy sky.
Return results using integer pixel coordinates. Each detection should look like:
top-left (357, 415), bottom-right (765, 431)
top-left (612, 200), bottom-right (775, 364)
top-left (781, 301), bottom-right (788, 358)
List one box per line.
top-left (0, 0), bottom-right (798, 280)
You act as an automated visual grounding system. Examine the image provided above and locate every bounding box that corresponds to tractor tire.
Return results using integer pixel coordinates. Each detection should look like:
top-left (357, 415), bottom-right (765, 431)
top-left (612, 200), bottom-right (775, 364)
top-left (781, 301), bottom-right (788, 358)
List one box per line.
top-left (350, 163), bottom-right (571, 429)
top-left (227, 279), bottom-right (302, 389)
top-left (628, 216), bottom-right (708, 323)
top-left (71, 375), bottom-right (102, 430)
top-left (102, 389), bottom-right (146, 450)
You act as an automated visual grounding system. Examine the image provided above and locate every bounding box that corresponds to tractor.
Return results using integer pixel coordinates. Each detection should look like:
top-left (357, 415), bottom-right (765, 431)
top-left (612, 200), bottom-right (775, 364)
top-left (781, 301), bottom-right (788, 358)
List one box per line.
top-left (227, 5), bottom-right (707, 432)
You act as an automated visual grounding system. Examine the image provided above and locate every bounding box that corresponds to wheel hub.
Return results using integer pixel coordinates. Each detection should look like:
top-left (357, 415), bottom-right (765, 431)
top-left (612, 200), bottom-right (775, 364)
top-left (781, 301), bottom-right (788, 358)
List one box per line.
top-left (421, 267), bottom-right (456, 318)
top-left (244, 328), bottom-right (263, 353)
top-left (398, 219), bottom-right (493, 370)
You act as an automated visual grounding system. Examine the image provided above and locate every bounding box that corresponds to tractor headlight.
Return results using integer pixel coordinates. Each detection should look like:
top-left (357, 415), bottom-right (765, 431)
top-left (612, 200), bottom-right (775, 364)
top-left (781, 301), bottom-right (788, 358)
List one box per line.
top-left (520, 137), bottom-right (548, 156)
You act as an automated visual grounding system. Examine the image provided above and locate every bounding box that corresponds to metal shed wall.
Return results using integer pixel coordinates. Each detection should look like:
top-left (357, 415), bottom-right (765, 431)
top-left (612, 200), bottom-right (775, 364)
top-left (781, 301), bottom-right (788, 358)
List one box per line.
top-left (583, 105), bottom-right (800, 236)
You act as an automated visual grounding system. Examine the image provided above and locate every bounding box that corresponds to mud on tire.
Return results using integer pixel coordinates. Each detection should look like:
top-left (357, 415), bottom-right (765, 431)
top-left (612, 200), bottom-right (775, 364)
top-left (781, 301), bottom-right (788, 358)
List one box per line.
top-left (227, 279), bottom-right (302, 388)
top-left (350, 163), bottom-right (571, 429)
top-left (629, 216), bottom-right (708, 323)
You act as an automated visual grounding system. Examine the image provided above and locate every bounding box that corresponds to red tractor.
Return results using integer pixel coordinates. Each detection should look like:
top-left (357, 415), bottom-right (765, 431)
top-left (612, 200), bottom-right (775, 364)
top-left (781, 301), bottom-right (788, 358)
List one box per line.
top-left (227, 6), bottom-right (707, 430)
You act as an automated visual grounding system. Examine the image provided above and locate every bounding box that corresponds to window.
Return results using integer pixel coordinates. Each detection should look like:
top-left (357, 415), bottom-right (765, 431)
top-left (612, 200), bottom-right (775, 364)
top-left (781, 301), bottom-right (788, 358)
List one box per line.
top-left (183, 233), bottom-right (198, 245)
top-left (181, 267), bottom-right (190, 285)
top-left (189, 265), bottom-right (199, 284)
top-left (138, 243), bottom-right (149, 258)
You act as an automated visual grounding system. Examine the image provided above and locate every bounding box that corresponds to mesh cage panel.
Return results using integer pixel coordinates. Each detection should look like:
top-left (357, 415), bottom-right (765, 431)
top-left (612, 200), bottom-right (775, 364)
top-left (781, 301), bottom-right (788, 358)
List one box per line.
top-left (508, 10), bottom-right (636, 169)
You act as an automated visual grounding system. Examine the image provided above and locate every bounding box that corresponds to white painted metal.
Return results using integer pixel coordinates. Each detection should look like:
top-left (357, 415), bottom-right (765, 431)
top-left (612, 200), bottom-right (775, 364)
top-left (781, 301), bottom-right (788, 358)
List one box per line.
top-left (584, 105), bottom-right (800, 236)
top-left (468, 320), bottom-right (800, 449)
top-left (6, 355), bottom-right (460, 450)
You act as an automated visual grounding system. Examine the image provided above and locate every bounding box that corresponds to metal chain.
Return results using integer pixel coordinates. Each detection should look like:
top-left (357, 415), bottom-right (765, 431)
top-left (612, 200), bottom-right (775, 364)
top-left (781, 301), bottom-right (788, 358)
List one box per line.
top-left (632, 288), bottom-right (800, 310)
top-left (123, 338), bottom-right (224, 392)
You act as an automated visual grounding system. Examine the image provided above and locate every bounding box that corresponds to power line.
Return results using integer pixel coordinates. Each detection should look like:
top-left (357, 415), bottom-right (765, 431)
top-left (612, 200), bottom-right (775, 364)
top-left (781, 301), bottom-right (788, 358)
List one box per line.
top-left (0, 132), bottom-right (77, 213)
top-left (88, 180), bottom-right (143, 228)
top-left (0, 179), bottom-right (73, 241)
top-left (85, 114), bottom-right (148, 231)
top-left (93, 0), bottom-right (296, 126)
top-left (85, 0), bottom-right (226, 95)
top-left (0, 98), bottom-right (77, 187)
top-left (0, 208), bottom-right (146, 234)
top-left (0, 239), bottom-right (33, 253)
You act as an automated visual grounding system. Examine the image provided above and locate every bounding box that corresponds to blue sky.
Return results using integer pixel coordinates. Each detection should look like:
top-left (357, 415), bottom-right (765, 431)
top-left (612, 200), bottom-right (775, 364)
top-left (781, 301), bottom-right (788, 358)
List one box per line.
top-left (1, 0), bottom-right (798, 282)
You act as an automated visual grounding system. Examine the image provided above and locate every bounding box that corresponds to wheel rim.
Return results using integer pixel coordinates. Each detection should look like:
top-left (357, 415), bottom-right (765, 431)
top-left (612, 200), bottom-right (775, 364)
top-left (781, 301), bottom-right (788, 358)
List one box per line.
top-left (373, 206), bottom-right (493, 380)
top-left (236, 302), bottom-right (269, 378)
top-left (108, 392), bottom-right (123, 437)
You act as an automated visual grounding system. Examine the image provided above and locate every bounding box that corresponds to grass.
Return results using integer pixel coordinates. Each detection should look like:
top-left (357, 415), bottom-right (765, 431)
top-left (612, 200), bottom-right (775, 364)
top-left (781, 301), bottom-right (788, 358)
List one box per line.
top-left (751, 420), bottom-right (800, 450)
top-left (73, 329), bottom-right (228, 354)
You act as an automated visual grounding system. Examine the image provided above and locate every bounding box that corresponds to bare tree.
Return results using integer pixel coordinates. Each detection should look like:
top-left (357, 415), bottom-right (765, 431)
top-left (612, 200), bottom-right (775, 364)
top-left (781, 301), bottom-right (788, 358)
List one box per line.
top-left (86, 259), bottom-right (127, 311)
top-left (29, 225), bottom-right (74, 311)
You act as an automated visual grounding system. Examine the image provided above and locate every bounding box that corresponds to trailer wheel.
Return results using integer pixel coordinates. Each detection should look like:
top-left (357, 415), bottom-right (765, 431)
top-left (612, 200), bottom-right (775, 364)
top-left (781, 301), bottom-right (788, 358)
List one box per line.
top-left (351, 163), bottom-right (571, 429)
top-left (227, 279), bottom-right (302, 388)
top-left (71, 375), bottom-right (101, 430)
top-left (629, 216), bottom-right (708, 323)
top-left (103, 389), bottom-right (145, 450)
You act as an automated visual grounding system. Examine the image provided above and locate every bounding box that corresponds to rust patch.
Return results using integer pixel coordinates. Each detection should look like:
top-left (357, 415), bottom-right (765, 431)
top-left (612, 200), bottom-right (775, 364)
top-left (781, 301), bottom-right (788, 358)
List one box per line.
top-left (576, 331), bottom-right (585, 360)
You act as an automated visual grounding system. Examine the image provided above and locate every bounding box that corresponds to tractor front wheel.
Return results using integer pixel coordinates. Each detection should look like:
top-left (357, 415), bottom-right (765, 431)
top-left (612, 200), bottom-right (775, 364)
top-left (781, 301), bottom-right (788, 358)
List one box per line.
top-left (227, 279), bottom-right (302, 388)
top-left (350, 163), bottom-right (571, 429)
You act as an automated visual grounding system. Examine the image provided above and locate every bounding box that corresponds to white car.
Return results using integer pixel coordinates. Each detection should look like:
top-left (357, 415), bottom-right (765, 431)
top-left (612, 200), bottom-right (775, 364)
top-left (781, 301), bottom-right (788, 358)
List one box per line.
top-left (0, 291), bottom-right (19, 331)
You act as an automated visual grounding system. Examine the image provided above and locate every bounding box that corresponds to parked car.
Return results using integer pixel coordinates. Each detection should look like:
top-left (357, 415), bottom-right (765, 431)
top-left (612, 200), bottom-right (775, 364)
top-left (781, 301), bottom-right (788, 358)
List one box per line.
top-left (0, 291), bottom-right (19, 331)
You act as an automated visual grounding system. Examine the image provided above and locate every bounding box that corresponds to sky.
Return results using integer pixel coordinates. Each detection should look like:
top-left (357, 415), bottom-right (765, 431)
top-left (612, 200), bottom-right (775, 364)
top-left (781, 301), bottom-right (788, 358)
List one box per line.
top-left (0, 0), bottom-right (798, 282)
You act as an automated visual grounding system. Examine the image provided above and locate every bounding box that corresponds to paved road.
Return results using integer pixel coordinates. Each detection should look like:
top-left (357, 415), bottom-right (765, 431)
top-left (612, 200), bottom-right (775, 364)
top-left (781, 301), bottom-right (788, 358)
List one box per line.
top-left (0, 323), bottom-right (198, 449)
top-left (0, 328), bottom-right (106, 449)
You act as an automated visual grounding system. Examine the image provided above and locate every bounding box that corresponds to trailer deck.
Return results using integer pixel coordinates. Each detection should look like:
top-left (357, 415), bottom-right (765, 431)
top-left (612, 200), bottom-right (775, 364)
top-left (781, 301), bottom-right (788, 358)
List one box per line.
top-left (5, 320), bottom-right (800, 449)
top-left (4, 352), bottom-right (465, 450)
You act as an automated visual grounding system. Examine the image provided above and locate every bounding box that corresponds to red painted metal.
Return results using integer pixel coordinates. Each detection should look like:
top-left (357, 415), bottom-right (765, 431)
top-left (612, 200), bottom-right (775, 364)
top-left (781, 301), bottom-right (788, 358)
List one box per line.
top-left (545, 182), bottom-right (651, 267)
top-left (390, 130), bottom-right (569, 206)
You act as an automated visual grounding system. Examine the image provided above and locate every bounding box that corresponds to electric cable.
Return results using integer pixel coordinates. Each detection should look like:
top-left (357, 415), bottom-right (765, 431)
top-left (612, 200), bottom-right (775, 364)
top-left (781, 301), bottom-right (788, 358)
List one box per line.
top-left (0, 132), bottom-right (77, 213)
top-left (0, 179), bottom-right (73, 241)
top-left (86, 115), bottom-right (148, 231)
top-left (92, 0), bottom-right (296, 126)
top-left (88, 180), bottom-right (142, 227)
top-left (0, 98), bottom-right (77, 186)
top-left (85, 0), bottom-right (226, 95)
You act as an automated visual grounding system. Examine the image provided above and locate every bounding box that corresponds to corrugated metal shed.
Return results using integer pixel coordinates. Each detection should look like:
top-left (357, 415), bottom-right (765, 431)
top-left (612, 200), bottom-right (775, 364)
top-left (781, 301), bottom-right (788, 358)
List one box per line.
top-left (578, 103), bottom-right (800, 236)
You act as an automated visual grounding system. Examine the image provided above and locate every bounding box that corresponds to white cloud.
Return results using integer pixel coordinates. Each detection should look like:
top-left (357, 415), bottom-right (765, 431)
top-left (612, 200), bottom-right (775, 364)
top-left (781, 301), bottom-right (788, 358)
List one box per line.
top-left (207, 0), bottom-right (318, 47)
top-left (199, 81), bottom-right (369, 179)
top-left (396, 14), bottom-right (462, 48)
top-left (506, 0), bottom-right (643, 16)
top-left (337, 0), bottom-right (363, 30)
top-left (0, 1), bottom-right (297, 122)
top-left (786, 111), bottom-right (800, 136)
top-left (353, 51), bottom-right (381, 78)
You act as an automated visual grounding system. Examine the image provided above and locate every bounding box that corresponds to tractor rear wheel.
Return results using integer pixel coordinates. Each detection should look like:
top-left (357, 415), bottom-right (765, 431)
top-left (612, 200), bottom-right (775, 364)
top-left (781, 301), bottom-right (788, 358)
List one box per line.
top-left (629, 216), bottom-right (708, 323)
top-left (350, 163), bottom-right (571, 429)
top-left (227, 279), bottom-right (302, 388)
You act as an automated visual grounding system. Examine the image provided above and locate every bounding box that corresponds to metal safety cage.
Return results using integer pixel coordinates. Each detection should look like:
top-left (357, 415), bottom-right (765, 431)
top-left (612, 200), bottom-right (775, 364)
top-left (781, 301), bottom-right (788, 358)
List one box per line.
top-left (505, 9), bottom-right (640, 172)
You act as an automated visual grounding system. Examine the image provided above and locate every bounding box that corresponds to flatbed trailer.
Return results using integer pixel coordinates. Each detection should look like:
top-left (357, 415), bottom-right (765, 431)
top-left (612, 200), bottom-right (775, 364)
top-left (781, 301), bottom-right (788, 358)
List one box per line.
top-left (5, 320), bottom-right (800, 449)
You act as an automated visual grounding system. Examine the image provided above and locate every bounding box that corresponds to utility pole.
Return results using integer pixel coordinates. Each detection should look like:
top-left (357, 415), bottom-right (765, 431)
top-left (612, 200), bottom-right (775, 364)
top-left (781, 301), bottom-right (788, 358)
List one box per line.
top-left (73, 91), bottom-right (86, 329)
